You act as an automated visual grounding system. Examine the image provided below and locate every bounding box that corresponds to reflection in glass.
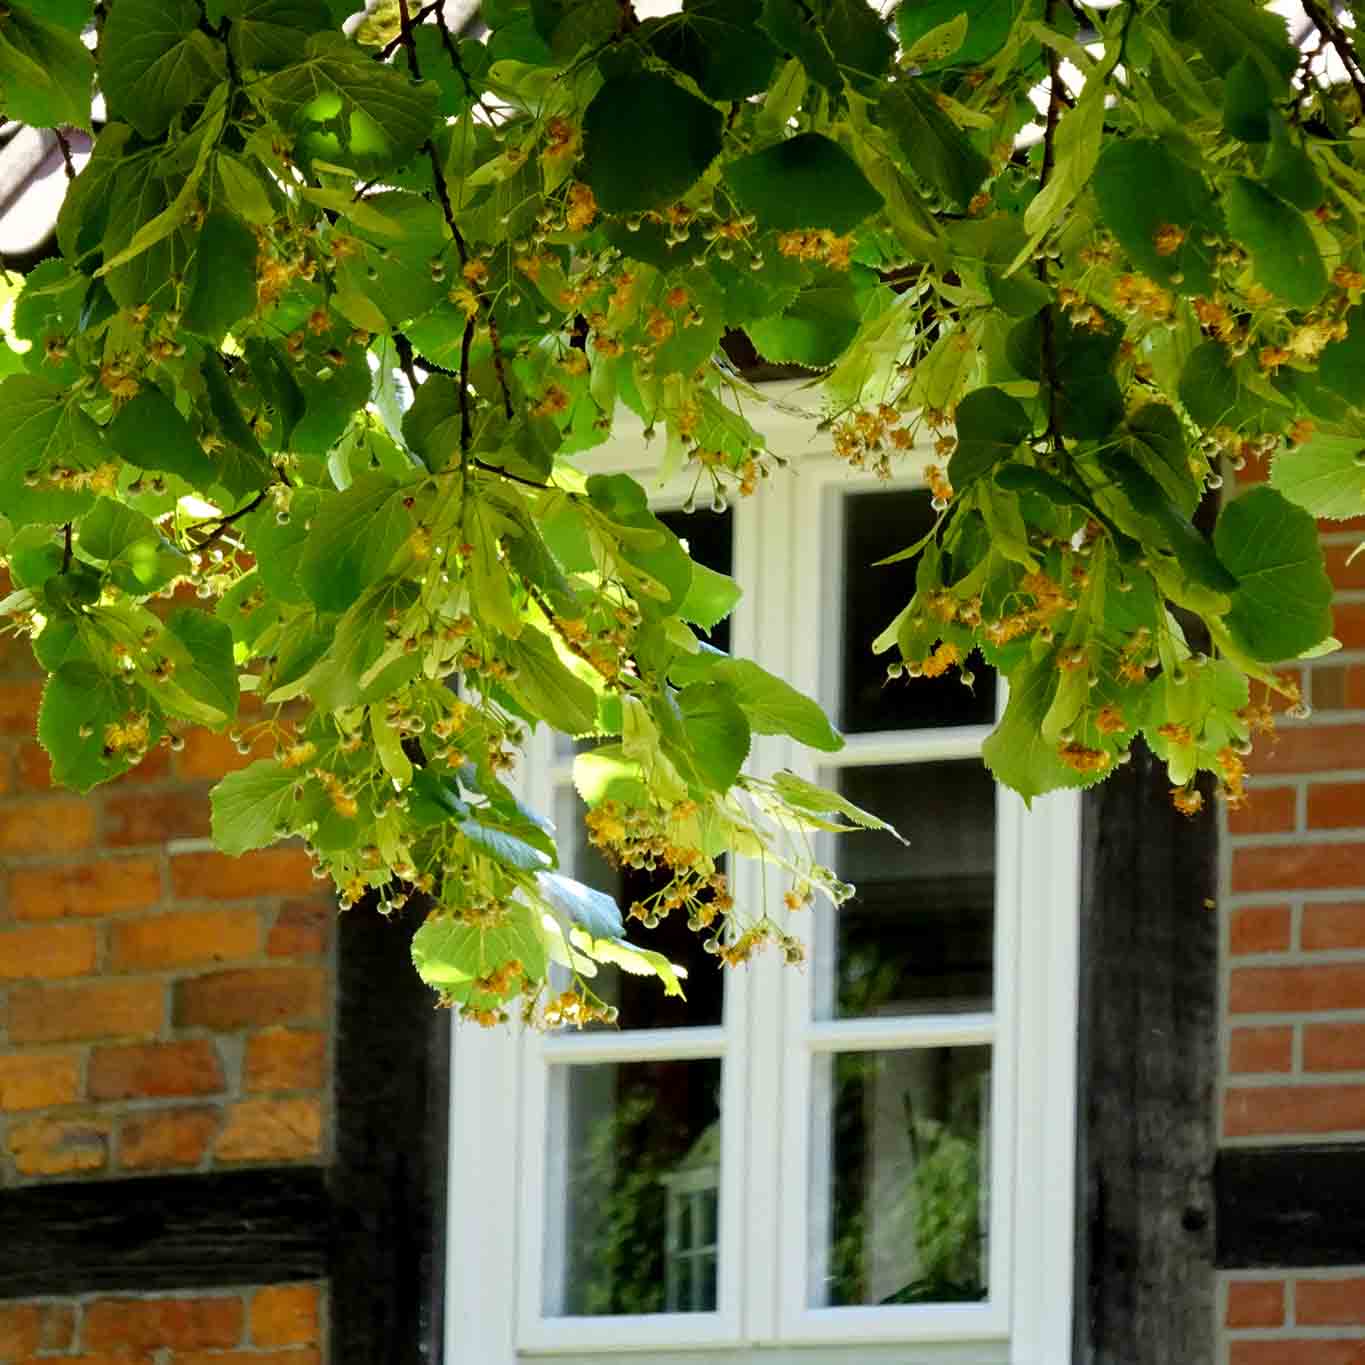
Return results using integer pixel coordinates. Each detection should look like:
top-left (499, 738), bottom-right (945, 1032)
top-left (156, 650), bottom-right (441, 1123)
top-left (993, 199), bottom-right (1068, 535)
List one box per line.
top-left (811, 1046), bottom-right (991, 1308)
top-left (841, 490), bottom-right (997, 733)
top-left (554, 786), bottom-right (725, 1028)
top-left (545, 1059), bottom-right (723, 1316)
top-left (816, 763), bottom-right (995, 1019)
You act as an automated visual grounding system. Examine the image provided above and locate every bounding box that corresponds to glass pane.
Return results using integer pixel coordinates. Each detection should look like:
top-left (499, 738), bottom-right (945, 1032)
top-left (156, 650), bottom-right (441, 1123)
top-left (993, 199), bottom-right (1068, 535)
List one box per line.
top-left (554, 785), bottom-right (725, 1028)
top-left (816, 763), bottom-right (994, 1019)
top-left (811, 1046), bottom-right (991, 1308)
top-left (545, 1059), bottom-right (723, 1316)
top-left (841, 490), bottom-right (997, 733)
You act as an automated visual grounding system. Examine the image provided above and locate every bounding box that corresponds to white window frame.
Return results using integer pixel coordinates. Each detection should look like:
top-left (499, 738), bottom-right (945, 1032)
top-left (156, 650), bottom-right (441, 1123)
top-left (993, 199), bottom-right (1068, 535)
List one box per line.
top-left (445, 389), bottom-right (1081, 1365)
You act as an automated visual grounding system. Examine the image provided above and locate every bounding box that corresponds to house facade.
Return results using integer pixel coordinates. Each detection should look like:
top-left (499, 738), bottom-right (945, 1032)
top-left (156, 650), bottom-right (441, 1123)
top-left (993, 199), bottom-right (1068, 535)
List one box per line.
top-left (0, 396), bottom-right (1362, 1363)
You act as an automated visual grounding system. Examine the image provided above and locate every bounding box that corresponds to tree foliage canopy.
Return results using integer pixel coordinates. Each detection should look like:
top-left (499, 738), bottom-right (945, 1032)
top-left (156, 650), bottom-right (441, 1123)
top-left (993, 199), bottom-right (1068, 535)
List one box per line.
top-left (0, 0), bottom-right (1359, 1020)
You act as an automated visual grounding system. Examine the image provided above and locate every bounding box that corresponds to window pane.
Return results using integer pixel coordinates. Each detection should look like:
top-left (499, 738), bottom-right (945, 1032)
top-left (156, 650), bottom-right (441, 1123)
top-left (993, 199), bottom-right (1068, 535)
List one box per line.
top-left (810, 1046), bottom-right (991, 1308)
top-left (555, 785), bottom-right (725, 1028)
top-left (816, 763), bottom-right (995, 1019)
top-left (545, 1059), bottom-right (723, 1316)
top-left (841, 490), bottom-right (996, 732)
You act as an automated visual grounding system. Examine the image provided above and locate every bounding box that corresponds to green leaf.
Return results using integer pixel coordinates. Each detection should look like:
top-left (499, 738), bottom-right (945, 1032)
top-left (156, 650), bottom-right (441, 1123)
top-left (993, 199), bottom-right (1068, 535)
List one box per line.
top-left (1318, 308), bottom-right (1365, 405)
top-left (1223, 54), bottom-right (1272, 141)
top-left (982, 655), bottom-right (1101, 804)
top-left (1098, 449), bottom-right (1238, 593)
top-left (161, 608), bottom-right (240, 724)
top-left (216, 152), bottom-right (277, 225)
top-left (725, 133), bottom-right (884, 234)
top-left (0, 7), bottom-right (94, 128)
top-left (1270, 431), bottom-right (1365, 520)
top-left (770, 769), bottom-right (903, 838)
top-left (1222, 176), bottom-right (1328, 312)
top-left (100, 0), bottom-right (224, 139)
top-left (402, 374), bottom-right (465, 472)
top-left (1264, 114), bottom-right (1325, 211)
top-left (411, 903), bottom-right (549, 1001)
top-left (879, 78), bottom-right (991, 212)
top-left (1179, 339), bottom-right (1289, 434)
top-left (1120, 402), bottom-right (1197, 515)
top-left (588, 474), bottom-right (693, 619)
top-left (39, 664), bottom-right (160, 792)
top-left (647, 0), bottom-right (780, 100)
top-left (459, 817), bottom-right (553, 872)
top-left (678, 562), bottom-right (742, 632)
top-left (819, 0), bottom-right (895, 88)
top-left (503, 629), bottom-right (600, 737)
top-left (536, 870), bottom-right (624, 941)
top-left (709, 658), bottom-right (842, 752)
top-left (78, 499), bottom-right (159, 563)
top-left (107, 387), bottom-right (219, 485)
top-left (759, 0), bottom-right (841, 90)
top-left (210, 759), bottom-right (300, 854)
top-left (896, 0), bottom-right (1017, 68)
top-left (747, 282), bottom-right (862, 369)
top-left (1215, 485), bottom-right (1335, 661)
top-left (182, 212), bottom-right (260, 343)
top-left (580, 72), bottom-right (723, 215)
top-left (224, 0), bottom-right (332, 69)
top-left (1020, 64), bottom-right (1106, 246)
top-left (0, 375), bottom-right (103, 524)
top-left (572, 933), bottom-right (686, 998)
top-left (949, 386), bottom-right (1032, 486)
top-left (676, 681), bottom-right (751, 790)
top-left (1170, 0), bottom-right (1297, 85)
top-left (296, 473), bottom-right (415, 614)
top-left (256, 32), bottom-right (440, 176)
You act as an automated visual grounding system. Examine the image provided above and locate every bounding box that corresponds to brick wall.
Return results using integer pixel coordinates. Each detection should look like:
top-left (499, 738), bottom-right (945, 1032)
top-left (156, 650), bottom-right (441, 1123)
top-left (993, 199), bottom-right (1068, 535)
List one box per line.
top-left (0, 607), bottom-right (336, 1358)
top-left (0, 1284), bottom-right (324, 1364)
top-left (1219, 460), bottom-right (1365, 1362)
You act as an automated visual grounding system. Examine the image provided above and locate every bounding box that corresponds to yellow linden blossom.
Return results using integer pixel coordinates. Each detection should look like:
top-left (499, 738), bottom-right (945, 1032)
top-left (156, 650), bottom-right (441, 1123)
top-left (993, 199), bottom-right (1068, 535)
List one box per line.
top-left (565, 182), bottom-right (597, 231)
top-left (646, 309), bottom-right (674, 343)
top-left (921, 641), bottom-right (960, 678)
top-left (559, 349), bottom-right (589, 377)
top-left (1095, 705), bottom-right (1127, 736)
top-left (1153, 223), bottom-right (1187, 256)
top-left (103, 712), bottom-right (151, 756)
top-left (543, 116), bottom-right (577, 160)
top-left (1217, 746), bottom-right (1247, 807)
top-left (1288, 417), bottom-right (1317, 446)
top-left (447, 286), bottom-right (480, 318)
top-left (1113, 273), bottom-right (1173, 321)
top-left (1333, 264), bottom-right (1365, 290)
top-left (531, 383), bottom-right (570, 417)
top-left (1157, 722), bottom-right (1193, 746)
top-left (462, 258), bottom-right (490, 286)
top-left (1058, 742), bottom-right (1110, 773)
top-left (1287, 317), bottom-right (1347, 359)
top-left (1171, 785), bottom-right (1204, 816)
top-left (281, 741), bottom-right (318, 770)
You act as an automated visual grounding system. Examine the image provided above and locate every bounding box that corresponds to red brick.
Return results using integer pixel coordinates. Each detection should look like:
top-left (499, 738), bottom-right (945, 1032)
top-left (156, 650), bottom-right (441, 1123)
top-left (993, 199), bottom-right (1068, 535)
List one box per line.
top-left (173, 966), bottom-right (325, 1031)
top-left (178, 1352), bottom-right (321, 1365)
top-left (1334, 601), bottom-right (1365, 649)
top-left (1231, 1343), bottom-right (1365, 1365)
top-left (0, 798), bottom-right (97, 854)
top-left (109, 908), bottom-right (260, 971)
top-left (13, 741), bottom-right (50, 790)
top-left (1225, 1084), bottom-right (1365, 1137)
top-left (1309, 781), bottom-right (1365, 830)
top-left (8, 857), bottom-right (162, 920)
top-left (83, 1296), bottom-right (244, 1351)
top-left (1297, 1276), bottom-right (1365, 1325)
top-left (1226, 1278), bottom-right (1284, 1327)
top-left (1326, 542), bottom-right (1365, 591)
top-left (250, 1284), bottom-right (320, 1346)
top-left (1229, 1027), bottom-right (1293, 1074)
top-left (215, 1097), bottom-right (323, 1162)
top-left (1248, 725), bottom-right (1365, 775)
top-left (102, 788), bottom-right (212, 846)
top-left (8, 1113), bottom-right (111, 1176)
top-left (0, 1304), bottom-right (40, 1357)
top-left (1228, 786), bottom-right (1297, 835)
top-left (0, 1051), bottom-right (81, 1110)
top-left (6, 979), bottom-right (164, 1043)
top-left (1229, 905), bottom-right (1292, 956)
top-left (171, 849), bottom-right (317, 902)
top-left (0, 680), bottom-right (44, 736)
top-left (1348, 664), bottom-right (1365, 711)
top-left (88, 1040), bottom-right (224, 1101)
top-left (119, 1107), bottom-right (219, 1170)
top-left (1231, 964), bottom-right (1365, 1013)
top-left (1303, 902), bottom-right (1365, 950)
top-left (1231, 842), bottom-right (1365, 894)
top-left (1304, 1022), bottom-right (1365, 1073)
top-left (0, 922), bottom-right (98, 978)
top-left (244, 1029), bottom-right (326, 1093)
top-left (175, 727), bottom-right (273, 780)
top-left (266, 900), bottom-right (331, 957)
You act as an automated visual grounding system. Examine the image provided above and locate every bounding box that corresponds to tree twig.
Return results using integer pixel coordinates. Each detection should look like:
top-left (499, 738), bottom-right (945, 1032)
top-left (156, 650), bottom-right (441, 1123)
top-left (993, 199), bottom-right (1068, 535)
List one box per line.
top-left (472, 459), bottom-right (555, 492)
top-left (377, 0), bottom-right (443, 60)
top-left (186, 490), bottom-right (270, 553)
top-left (1302, 0), bottom-right (1365, 113)
top-left (60, 522), bottom-right (73, 574)
top-left (458, 315), bottom-right (475, 457)
top-left (54, 130), bottom-right (76, 182)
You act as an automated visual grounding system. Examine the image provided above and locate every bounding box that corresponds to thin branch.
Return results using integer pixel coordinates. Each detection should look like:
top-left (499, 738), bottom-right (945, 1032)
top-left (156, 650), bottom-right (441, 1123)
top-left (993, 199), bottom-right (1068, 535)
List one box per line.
top-left (425, 141), bottom-right (470, 268)
top-left (433, 1), bottom-right (476, 97)
top-left (393, 332), bottom-right (421, 395)
top-left (186, 490), bottom-right (270, 553)
top-left (54, 129), bottom-right (76, 182)
top-left (377, 0), bottom-right (443, 60)
top-left (459, 315), bottom-right (475, 457)
top-left (60, 522), bottom-right (73, 574)
top-left (1302, 0), bottom-right (1365, 113)
top-left (486, 311), bottom-right (515, 420)
top-left (472, 459), bottom-right (554, 492)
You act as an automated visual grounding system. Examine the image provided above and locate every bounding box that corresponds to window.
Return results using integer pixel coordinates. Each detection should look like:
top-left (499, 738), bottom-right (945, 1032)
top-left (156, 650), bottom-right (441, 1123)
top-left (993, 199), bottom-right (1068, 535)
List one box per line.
top-left (446, 395), bottom-right (1081, 1365)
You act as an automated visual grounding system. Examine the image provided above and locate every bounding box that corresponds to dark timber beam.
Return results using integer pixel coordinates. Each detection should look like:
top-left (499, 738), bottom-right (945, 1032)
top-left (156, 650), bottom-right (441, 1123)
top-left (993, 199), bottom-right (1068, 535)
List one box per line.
top-left (0, 1168), bottom-right (327, 1297)
top-left (330, 900), bottom-right (450, 1365)
top-left (1072, 741), bottom-right (1219, 1364)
